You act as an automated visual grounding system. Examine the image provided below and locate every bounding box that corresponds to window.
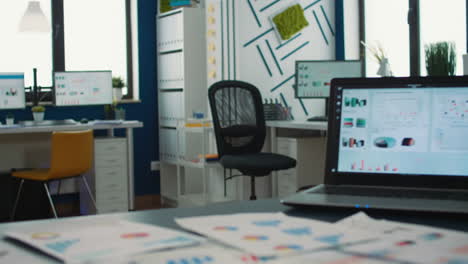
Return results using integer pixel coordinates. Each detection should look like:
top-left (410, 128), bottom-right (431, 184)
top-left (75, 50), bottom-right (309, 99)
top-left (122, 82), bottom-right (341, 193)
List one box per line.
top-left (420, 0), bottom-right (466, 76)
top-left (363, 0), bottom-right (410, 77)
top-left (0, 0), bottom-right (138, 102)
top-left (361, 0), bottom-right (467, 77)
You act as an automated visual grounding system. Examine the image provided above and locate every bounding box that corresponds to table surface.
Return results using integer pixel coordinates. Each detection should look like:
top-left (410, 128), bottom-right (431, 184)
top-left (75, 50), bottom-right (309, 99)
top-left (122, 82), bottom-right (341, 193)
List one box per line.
top-left (1, 199), bottom-right (467, 263)
top-left (266, 120), bottom-right (328, 130)
top-left (0, 120), bottom-right (143, 134)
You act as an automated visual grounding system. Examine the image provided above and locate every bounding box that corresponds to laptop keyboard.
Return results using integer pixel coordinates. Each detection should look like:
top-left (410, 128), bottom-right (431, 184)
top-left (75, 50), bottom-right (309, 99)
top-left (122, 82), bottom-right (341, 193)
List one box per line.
top-left (313, 186), bottom-right (468, 201)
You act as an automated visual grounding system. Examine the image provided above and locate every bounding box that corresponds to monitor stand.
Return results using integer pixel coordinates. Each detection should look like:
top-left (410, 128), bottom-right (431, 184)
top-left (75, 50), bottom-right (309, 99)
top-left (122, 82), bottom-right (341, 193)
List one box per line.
top-left (306, 98), bottom-right (329, 122)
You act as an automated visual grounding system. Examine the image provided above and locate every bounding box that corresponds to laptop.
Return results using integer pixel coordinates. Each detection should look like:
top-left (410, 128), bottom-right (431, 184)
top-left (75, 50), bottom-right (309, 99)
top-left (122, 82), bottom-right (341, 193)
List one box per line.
top-left (281, 76), bottom-right (468, 214)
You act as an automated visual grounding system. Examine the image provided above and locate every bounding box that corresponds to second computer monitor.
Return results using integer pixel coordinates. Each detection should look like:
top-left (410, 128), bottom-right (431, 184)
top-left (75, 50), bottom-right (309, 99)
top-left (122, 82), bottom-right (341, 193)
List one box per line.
top-left (54, 71), bottom-right (113, 106)
top-left (295, 60), bottom-right (362, 98)
top-left (0, 72), bottom-right (26, 110)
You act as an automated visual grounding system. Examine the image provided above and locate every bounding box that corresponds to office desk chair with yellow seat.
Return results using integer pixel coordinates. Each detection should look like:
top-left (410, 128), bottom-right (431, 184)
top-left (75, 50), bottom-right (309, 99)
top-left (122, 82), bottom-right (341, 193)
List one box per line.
top-left (10, 130), bottom-right (96, 220)
top-left (208, 80), bottom-right (297, 200)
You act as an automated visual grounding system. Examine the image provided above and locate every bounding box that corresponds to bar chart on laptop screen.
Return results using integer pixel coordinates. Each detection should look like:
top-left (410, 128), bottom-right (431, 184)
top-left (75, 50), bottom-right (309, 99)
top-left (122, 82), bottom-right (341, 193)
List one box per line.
top-left (337, 88), bottom-right (468, 176)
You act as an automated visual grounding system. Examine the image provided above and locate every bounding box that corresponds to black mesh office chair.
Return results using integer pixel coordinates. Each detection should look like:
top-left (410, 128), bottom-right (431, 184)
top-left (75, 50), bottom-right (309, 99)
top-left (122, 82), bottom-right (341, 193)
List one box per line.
top-left (208, 80), bottom-right (296, 200)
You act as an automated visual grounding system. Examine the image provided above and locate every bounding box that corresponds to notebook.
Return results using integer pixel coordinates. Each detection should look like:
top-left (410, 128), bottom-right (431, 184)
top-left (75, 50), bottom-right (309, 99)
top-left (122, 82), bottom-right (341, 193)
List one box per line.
top-left (281, 76), bottom-right (468, 213)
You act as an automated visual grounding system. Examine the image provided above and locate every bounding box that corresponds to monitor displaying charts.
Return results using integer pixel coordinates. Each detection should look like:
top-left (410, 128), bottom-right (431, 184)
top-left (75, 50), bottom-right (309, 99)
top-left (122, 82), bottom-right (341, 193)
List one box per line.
top-left (295, 60), bottom-right (362, 98)
top-left (0, 73), bottom-right (26, 109)
top-left (54, 71), bottom-right (113, 106)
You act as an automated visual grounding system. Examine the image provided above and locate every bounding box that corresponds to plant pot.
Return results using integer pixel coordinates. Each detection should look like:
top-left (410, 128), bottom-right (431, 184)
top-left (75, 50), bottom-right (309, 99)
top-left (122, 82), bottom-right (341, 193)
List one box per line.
top-left (5, 118), bottom-right (14, 126)
top-left (115, 108), bottom-right (126, 120)
top-left (113, 88), bottom-right (123, 101)
top-left (33, 112), bottom-right (44, 122)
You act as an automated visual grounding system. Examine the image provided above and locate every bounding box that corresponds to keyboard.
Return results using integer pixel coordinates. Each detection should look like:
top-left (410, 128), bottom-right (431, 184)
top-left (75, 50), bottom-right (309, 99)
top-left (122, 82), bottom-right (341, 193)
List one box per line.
top-left (19, 119), bottom-right (77, 127)
top-left (312, 185), bottom-right (468, 201)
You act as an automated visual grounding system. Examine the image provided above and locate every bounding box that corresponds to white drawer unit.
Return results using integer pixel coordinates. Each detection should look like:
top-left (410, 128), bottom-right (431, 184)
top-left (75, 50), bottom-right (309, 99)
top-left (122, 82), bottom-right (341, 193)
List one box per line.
top-left (276, 137), bottom-right (327, 198)
top-left (81, 137), bottom-right (129, 214)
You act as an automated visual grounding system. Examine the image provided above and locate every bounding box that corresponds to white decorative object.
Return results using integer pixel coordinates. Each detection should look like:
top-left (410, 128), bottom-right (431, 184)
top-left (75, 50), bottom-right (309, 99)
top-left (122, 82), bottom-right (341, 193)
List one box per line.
top-left (377, 58), bottom-right (393, 77)
top-left (6, 118), bottom-right (14, 126)
top-left (113, 88), bottom-right (123, 101)
top-left (33, 112), bottom-right (44, 121)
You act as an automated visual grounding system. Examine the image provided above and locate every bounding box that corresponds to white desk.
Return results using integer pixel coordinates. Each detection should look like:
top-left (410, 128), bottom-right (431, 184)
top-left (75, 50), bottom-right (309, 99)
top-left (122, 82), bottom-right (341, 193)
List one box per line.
top-left (266, 120), bottom-right (328, 197)
top-left (0, 120), bottom-right (143, 211)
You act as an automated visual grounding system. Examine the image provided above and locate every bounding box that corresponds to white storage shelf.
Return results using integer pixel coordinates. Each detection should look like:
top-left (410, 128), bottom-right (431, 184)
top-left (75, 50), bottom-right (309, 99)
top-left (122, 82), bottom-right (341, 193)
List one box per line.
top-left (157, 7), bottom-right (213, 208)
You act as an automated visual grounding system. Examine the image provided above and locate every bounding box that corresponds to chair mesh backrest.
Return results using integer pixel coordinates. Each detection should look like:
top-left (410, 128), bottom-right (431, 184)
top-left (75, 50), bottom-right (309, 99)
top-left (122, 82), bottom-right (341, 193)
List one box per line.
top-left (208, 80), bottom-right (266, 156)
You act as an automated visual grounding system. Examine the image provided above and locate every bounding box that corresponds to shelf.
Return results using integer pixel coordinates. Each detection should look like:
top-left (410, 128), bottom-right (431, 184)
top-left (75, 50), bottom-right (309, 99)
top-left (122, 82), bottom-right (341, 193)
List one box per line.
top-left (178, 193), bottom-right (208, 207)
top-left (177, 160), bottom-right (220, 169)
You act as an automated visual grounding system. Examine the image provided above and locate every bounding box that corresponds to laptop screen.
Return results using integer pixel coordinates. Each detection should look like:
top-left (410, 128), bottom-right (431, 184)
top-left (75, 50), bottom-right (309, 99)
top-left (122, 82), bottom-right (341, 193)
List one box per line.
top-left (327, 77), bottom-right (468, 189)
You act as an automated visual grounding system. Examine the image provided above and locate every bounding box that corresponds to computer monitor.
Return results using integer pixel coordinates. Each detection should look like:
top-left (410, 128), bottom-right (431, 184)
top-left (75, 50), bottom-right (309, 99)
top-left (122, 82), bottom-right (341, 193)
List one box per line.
top-left (295, 60), bottom-right (362, 121)
top-left (54, 71), bottom-right (113, 106)
top-left (0, 73), bottom-right (26, 109)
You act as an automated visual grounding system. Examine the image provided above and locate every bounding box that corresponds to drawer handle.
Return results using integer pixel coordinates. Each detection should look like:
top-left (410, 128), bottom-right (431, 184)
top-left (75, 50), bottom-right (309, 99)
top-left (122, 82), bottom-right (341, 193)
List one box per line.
top-left (106, 159), bottom-right (118, 163)
top-left (107, 172), bottom-right (117, 175)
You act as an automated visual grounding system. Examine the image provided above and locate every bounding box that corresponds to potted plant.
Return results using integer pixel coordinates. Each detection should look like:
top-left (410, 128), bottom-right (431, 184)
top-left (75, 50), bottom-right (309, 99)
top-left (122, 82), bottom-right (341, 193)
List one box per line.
top-left (31, 105), bottom-right (45, 121)
top-left (5, 113), bottom-right (14, 125)
top-left (112, 76), bottom-right (125, 101)
top-left (425, 41), bottom-right (457, 76)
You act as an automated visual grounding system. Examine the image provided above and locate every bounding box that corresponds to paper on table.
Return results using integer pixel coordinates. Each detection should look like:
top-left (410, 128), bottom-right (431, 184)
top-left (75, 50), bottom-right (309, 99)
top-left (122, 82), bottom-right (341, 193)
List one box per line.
top-left (266, 249), bottom-right (391, 264)
top-left (0, 241), bottom-right (47, 263)
top-left (337, 212), bottom-right (468, 264)
top-left (96, 243), bottom-right (266, 264)
top-left (175, 213), bottom-right (376, 257)
top-left (5, 217), bottom-right (205, 263)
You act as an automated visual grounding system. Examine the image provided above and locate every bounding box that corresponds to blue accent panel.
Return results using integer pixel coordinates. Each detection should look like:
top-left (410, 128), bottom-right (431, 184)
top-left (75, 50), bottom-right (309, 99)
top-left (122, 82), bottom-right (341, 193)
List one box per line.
top-left (271, 74), bottom-right (294, 92)
top-left (276, 33), bottom-right (302, 50)
top-left (0, 1), bottom-right (160, 196)
top-left (298, 98), bottom-right (308, 115)
top-left (320, 5), bottom-right (335, 36)
top-left (265, 39), bottom-right (283, 75)
top-left (304, 0), bottom-right (321, 11)
top-left (260, 0), bottom-right (281, 12)
top-left (279, 93), bottom-right (294, 120)
top-left (246, 0), bottom-right (262, 28)
top-left (0, 75), bottom-right (24, 79)
top-left (256, 45), bottom-right (272, 77)
top-left (313, 10), bottom-right (329, 46)
top-left (280, 41), bottom-right (310, 61)
top-left (243, 28), bottom-right (274, 47)
top-left (335, 0), bottom-right (345, 60)
top-left (279, 93), bottom-right (288, 107)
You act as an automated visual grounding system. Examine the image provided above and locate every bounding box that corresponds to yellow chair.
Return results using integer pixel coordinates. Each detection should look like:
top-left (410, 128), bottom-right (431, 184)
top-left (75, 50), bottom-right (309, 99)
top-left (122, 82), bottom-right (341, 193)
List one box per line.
top-left (11, 130), bottom-right (96, 219)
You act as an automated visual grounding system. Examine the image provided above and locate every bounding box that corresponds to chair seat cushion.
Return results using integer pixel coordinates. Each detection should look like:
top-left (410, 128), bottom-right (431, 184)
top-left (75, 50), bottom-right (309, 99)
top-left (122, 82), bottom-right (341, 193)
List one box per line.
top-left (12, 168), bottom-right (51, 181)
top-left (220, 152), bottom-right (296, 176)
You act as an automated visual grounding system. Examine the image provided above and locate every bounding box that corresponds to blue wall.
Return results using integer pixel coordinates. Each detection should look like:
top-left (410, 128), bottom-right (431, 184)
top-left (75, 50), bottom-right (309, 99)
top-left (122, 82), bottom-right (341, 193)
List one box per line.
top-left (0, 0), bottom-right (159, 196)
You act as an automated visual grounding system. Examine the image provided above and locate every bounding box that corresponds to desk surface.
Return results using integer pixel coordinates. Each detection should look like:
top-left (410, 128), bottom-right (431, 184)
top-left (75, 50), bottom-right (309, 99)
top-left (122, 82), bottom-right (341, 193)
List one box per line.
top-left (266, 120), bottom-right (327, 130)
top-left (1, 199), bottom-right (467, 263)
top-left (0, 120), bottom-right (143, 134)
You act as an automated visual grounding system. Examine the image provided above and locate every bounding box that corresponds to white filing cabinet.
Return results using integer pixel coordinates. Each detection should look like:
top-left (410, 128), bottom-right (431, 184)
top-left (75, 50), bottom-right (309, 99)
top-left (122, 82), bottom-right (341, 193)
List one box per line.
top-left (157, 8), bottom-right (208, 207)
top-left (81, 137), bottom-right (129, 214)
top-left (276, 137), bottom-right (326, 198)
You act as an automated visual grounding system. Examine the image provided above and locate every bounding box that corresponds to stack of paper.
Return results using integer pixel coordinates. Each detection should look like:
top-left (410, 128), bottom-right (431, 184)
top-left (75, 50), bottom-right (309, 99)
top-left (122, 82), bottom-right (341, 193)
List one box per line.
top-left (5, 217), bottom-right (204, 263)
top-left (336, 212), bottom-right (468, 264)
top-left (175, 213), bottom-right (377, 257)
